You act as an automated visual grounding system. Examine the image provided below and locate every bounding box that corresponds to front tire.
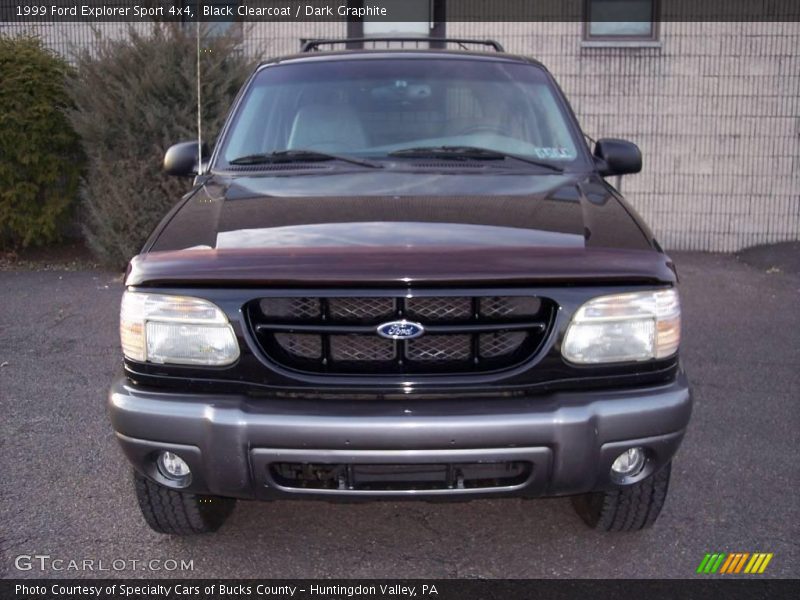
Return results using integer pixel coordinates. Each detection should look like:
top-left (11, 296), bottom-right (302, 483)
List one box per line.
top-left (572, 462), bottom-right (671, 531)
top-left (133, 470), bottom-right (236, 535)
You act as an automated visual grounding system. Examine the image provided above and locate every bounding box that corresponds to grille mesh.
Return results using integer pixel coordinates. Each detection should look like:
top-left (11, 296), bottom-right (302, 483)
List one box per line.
top-left (480, 296), bottom-right (541, 318)
top-left (479, 332), bottom-right (528, 358)
top-left (407, 335), bottom-right (471, 361)
top-left (407, 296), bottom-right (472, 321)
top-left (331, 335), bottom-right (396, 362)
top-left (329, 297), bottom-right (395, 321)
top-left (273, 333), bottom-right (322, 359)
top-left (261, 298), bottom-right (320, 320)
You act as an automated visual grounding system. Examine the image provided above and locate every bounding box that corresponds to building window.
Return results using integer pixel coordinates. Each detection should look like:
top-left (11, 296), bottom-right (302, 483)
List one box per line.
top-left (184, 0), bottom-right (242, 38)
top-left (584, 0), bottom-right (658, 41)
top-left (347, 0), bottom-right (446, 47)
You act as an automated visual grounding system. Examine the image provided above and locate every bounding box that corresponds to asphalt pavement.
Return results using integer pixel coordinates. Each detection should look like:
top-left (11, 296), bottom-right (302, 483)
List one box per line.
top-left (1, 244), bottom-right (798, 579)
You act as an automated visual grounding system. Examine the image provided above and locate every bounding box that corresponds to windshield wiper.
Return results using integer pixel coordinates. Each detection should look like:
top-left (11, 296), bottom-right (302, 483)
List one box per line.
top-left (229, 150), bottom-right (383, 169)
top-left (388, 146), bottom-right (564, 173)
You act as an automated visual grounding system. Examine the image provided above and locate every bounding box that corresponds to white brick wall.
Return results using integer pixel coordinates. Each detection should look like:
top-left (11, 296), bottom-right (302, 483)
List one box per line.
top-left (3, 19), bottom-right (798, 252)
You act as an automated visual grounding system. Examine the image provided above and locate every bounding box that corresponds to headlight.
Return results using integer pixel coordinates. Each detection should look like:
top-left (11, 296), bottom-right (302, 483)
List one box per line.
top-left (562, 289), bottom-right (680, 364)
top-left (120, 291), bottom-right (240, 366)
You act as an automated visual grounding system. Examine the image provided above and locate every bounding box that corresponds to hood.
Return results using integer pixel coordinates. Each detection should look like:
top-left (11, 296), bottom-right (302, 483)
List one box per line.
top-left (130, 171), bottom-right (672, 287)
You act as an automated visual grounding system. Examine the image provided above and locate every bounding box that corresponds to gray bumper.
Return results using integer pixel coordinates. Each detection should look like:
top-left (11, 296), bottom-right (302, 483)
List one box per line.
top-left (109, 373), bottom-right (691, 500)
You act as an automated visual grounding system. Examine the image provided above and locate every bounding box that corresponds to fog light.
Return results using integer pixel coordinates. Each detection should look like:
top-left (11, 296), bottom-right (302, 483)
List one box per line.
top-left (157, 451), bottom-right (191, 482)
top-left (611, 448), bottom-right (646, 478)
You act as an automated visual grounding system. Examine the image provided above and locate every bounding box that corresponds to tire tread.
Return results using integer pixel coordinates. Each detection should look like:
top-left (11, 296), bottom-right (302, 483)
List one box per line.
top-left (133, 471), bottom-right (235, 535)
top-left (573, 462), bottom-right (671, 532)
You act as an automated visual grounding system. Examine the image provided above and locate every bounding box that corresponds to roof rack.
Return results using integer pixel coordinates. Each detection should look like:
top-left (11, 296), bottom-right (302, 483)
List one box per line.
top-left (301, 37), bottom-right (505, 53)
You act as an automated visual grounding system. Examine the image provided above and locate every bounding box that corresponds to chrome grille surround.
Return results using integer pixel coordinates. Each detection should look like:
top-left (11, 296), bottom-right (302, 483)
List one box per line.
top-left (251, 294), bottom-right (552, 376)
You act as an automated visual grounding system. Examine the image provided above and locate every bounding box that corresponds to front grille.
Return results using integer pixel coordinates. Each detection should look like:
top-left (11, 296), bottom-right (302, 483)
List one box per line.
top-left (249, 294), bottom-right (553, 376)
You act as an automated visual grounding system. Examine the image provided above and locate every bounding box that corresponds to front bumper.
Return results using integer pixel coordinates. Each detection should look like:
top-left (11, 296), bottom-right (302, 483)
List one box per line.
top-left (109, 373), bottom-right (691, 500)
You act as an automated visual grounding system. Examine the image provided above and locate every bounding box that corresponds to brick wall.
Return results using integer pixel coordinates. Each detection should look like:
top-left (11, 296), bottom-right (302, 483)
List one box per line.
top-left (3, 19), bottom-right (798, 252)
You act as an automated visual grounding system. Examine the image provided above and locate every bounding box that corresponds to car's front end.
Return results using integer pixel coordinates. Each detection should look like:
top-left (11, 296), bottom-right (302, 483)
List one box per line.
top-left (111, 233), bottom-right (690, 523)
top-left (109, 46), bottom-right (691, 534)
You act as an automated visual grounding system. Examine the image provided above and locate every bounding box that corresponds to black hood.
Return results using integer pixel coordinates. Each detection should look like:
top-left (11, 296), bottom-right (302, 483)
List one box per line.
top-left (148, 170), bottom-right (654, 254)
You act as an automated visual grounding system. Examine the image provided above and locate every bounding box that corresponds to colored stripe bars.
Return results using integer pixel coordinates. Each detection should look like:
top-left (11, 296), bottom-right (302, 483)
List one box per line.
top-left (697, 553), bottom-right (773, 574)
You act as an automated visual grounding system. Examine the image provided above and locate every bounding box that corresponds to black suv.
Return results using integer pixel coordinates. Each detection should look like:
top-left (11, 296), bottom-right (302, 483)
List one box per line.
top-left (110, 39), bottom-right (691, 535)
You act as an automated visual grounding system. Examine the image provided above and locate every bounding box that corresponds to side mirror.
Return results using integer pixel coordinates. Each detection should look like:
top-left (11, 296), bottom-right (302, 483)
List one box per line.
top-left (593, 138), bottom-right (642, 177)
top-left (163, 141), bottom-right (209, 177)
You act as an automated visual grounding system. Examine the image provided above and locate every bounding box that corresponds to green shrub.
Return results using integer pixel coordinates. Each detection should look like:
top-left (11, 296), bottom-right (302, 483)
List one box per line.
top-left (69, 24), bottom-right (252, 266)
top-left (0, 35), bottom-right (83, 249)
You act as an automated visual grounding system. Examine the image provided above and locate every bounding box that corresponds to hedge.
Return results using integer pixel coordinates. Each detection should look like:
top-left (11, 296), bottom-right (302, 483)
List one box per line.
top-left (68, 23), bottom-right (252, 266)
top-left (0, 35), bottom-right (83, 249)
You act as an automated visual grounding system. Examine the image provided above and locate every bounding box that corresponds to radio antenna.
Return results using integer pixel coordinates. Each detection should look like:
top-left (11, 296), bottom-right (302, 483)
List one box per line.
top-left (195, 2), bottom-right (203, 173)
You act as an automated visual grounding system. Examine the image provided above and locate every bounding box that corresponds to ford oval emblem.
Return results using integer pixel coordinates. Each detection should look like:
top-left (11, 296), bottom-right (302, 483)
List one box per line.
top-left (376, 320), bottom-right (425, 340)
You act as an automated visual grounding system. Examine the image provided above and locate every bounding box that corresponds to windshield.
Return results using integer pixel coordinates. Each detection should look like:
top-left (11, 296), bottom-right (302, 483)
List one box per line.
top-left (217, 58), bottom-right (586, 168)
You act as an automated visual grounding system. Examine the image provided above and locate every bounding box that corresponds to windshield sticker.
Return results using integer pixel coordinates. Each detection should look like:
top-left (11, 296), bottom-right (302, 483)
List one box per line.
top-left (533, 147), bottom-right (574, 160)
